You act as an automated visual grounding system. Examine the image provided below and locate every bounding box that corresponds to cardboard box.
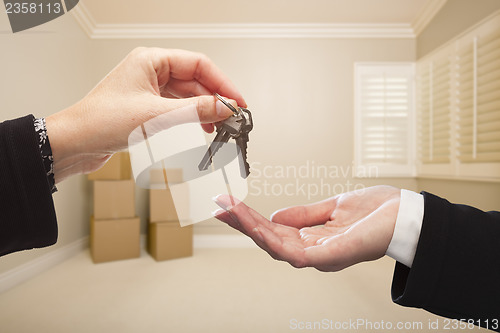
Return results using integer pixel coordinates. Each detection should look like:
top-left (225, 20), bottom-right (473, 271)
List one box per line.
top-left (149, 183), bottom-right (190, 222)
top-left (88, 152), bottom-right (132, 180)
top-left (90, 216), bottom-right (140, 263)
top-left (149, 168), bottom-right (183, 184)
top-left (94, 180), bottom-right (135, 219)
top-left (148, 221), bottom-right (193, 261)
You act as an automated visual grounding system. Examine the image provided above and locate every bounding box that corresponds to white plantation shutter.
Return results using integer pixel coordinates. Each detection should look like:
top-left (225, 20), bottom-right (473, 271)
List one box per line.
top-left (457, 39), bottom-right (475, 162)
top-left (354, 13), bottom-right (500, 180)
top-left (418, 51), bottom-right (452, 165)
top-left (418, 12), bottom-right (500, 180)
top-left (457, 26), bottom-right (500, 164)
top-left (417, 61), bottom-right (432, 164)
top-left (354, 64), bottom-right (415, 177)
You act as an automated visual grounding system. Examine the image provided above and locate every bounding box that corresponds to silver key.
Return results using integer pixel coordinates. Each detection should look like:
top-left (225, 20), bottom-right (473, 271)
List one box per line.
top-left (198, 125), bottom-right (231, 171)
top-left (234, 108), bottom-right (252, 178)
top-left (198, 94), bottom-right (253, 178)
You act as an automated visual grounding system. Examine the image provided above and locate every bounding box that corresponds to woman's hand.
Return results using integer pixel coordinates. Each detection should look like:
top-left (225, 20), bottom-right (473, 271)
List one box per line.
top-left (46, 47), bottom-right (246, 182)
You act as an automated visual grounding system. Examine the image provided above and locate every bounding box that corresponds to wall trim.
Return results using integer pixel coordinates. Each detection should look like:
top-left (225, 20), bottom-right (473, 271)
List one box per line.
top-left (70, 1), bottom-right (95, 38)
top-left (412, 0), bottom-right (447, 36)
top-left (71, 2), bottom-right (415, 39)
top-left (0, 237), bottom-right (88, 294)
top-left (143, 233), bottom-right (256, 248)
top-left (193, 234), bottom-right (257, 248)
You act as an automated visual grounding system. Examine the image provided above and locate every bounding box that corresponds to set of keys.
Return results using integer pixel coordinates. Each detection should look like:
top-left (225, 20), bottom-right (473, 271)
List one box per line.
top-left (198, 93), bottom-right (253, 178)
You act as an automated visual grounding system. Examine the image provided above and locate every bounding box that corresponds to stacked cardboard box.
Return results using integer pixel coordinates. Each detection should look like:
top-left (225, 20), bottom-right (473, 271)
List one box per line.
top-left (148, 168), bottom-right (193, 261)
top-left (88, 152), bottom-right (140, 263)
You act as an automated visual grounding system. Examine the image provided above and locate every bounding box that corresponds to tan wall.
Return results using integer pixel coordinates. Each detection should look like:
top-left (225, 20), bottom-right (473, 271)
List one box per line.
top-left (418, 179), bottom-right (500, 212)
top-left (416, 0), bottom-right (500, 210)
top-left (0, 14), bottom-right (93, 274)
top-left (6, 0), bottom-right (499, 277)
top-left (88, 37), bottom-right (417, 234)
top-left (417, 0), bottom-right (500, 59)
top-left (1, 14), bottom-right (417, 271)
top-left (6, 0), bottom-right (500, 274)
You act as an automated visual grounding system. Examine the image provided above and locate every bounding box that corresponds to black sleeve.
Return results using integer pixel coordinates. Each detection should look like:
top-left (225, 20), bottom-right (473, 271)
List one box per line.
top-left (391, 191), bottom-right (500, 331)
top-left (0, 115), bottom-right (58, 257)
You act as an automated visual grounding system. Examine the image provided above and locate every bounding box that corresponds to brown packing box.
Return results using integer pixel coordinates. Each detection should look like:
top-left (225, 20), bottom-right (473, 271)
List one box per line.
top-left (149, 168), bottom-right (183, 184)
top-left (90, 216), bottom-right (141, 263)
top-left (88, 152), bottom-right (132, 180)
top-left (94, 180), bottom-right (135, 219)
top-left (149, 183), bottom-right (189, 222)
top-left (148, 221), bottom-right (193, 261)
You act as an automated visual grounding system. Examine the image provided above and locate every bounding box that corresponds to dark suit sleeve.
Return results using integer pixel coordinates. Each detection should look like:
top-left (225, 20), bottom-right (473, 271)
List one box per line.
top-left (0, 115), bottom-right (58, 257)
top-left (391, 191), bottom-right (500, 331)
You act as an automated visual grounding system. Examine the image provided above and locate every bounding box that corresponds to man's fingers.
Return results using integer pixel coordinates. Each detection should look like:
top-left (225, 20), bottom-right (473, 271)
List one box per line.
top-left (213, 194), bottom-right (242, 210)
top-left (212, 196), bottom-right (281, 259)
top-left (255, 225), bottom-right (309, 268)
top-left (302, 238), bottom-right (349, 272)
top-left (212, 195), bottom-right (313, 268)
top-left (212, 209), bottom-right (244, 234)
top-left (214, 195), bottom-right (265, 235)
top-left (270, 197), bottom-right (338, 228)
top-left (214, 195), bottom-right (298, 239)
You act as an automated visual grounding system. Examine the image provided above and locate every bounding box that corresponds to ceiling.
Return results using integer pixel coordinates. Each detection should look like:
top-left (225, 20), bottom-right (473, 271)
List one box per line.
top-left (81, 0), bottom-right (439, 25)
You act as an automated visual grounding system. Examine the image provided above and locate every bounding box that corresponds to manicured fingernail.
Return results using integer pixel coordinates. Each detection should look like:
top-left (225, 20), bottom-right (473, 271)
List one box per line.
top-left (212, 209), bottom-right (224, 217)
top-left (212, 194), bottom-right (233, 211)
top-left (269, 211), bottom-right (277, 222)
top-left (212, 207), bottom-right (240, 227)
top-left (269, 207), bottom-right (285, 222)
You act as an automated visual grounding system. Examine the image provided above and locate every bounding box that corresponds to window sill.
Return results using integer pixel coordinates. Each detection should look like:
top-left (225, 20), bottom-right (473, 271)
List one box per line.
top-left (416, 175), bottom-right (500, 183)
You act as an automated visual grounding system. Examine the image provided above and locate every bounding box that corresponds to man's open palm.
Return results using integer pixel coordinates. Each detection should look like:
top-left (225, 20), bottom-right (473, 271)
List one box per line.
top-left (214, 186), bottom-right (400, 272)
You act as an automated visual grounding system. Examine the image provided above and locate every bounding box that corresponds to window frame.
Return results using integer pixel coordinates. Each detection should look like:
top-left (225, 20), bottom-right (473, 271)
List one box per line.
top-left (354, 62), bottom-right (417, 178)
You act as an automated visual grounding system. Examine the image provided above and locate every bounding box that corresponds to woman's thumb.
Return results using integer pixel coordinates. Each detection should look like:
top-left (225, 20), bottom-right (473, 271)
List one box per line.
top-left (156, 95), bottom-right (237, 124)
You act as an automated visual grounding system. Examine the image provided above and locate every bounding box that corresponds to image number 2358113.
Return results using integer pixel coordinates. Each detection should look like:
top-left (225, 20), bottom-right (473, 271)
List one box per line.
top-left (3, 0), bottom-right (80, 33)
top-left (5, 2), bottom-right (62, 14)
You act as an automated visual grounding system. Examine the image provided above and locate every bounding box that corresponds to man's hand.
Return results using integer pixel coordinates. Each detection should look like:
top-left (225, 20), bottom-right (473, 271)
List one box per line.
top-left (45, 48), bottom-right (246, 182)
top-left (213, 186), bottom-right (400, 272)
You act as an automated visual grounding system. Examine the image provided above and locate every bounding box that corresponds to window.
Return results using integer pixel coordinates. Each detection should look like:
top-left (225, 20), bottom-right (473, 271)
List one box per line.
top-left (416, 44), bottom-right (454, 176)
top-left (417, 12), bottom-right (500, 180)
top-left (456, 17), bottom-right (500, 179)
top-left (354, 63), bottom-right (416, 177)
top-left (354, 13), bottom-right (500, 181)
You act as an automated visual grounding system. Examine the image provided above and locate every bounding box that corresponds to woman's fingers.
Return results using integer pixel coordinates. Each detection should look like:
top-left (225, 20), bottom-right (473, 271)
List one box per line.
top-left (149, 48), bottom-right (247, 107)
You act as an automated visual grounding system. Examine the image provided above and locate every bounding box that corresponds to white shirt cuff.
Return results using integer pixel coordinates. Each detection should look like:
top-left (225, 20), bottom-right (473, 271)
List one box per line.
top-left (386, 189), bottom-right (424, 268)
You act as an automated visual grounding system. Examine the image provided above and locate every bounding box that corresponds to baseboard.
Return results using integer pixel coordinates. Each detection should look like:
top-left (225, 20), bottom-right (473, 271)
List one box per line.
top-left (193, 234), bottom-right (257, 248)
top-left (0, 237), bottom-right (88, 294)
top-left (141, 233), bottom-right (257, 249)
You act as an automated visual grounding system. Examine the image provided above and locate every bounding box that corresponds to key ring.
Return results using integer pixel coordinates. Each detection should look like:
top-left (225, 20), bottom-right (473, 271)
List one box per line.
top-left (214, 93), bottom-right (239, 116)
